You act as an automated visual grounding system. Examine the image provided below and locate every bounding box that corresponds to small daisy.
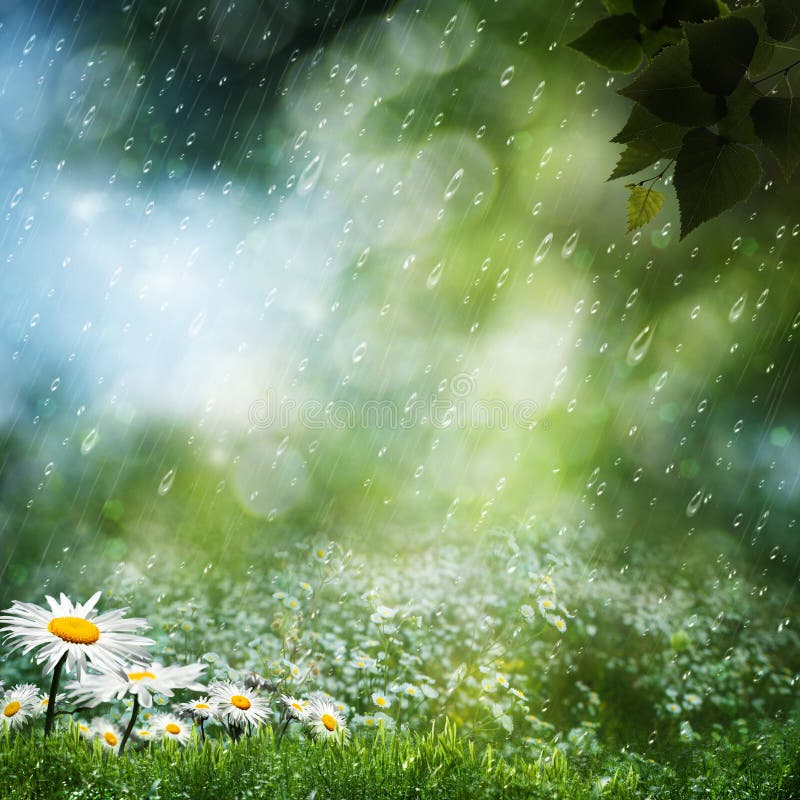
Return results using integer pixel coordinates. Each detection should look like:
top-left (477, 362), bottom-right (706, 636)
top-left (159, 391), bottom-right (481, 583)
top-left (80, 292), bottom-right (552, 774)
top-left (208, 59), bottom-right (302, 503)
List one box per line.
top-left (371, 691), bottom-right (392, 710)
top-left (178, 696), bottom-right (217, 723)
top-left (76, 720), bottom-right (92, 740)
top-left (666, 701), bottom-right (682, 715)
top-left (0, 592), bottom-right (153, 681)
top-left (67, 661), bottom-right (206, 709)
top-left (312, 545), bottom-right (328, 563)
top-left (402, 683), bottom-right (419, 698)
top-left (305, 695), bottom-right (350, 743)
top-left (90, 718), bottom-right (122, 752)
top-left (150, 714), bottom-right (191, 746)
top-left (546, 614), bottom-right (567, 633)
top-left (135, 727), bottom-right (153, 742)
top-left (1, 684), bottom-right (41, 731)
top-left (280, 694), bottom-right (308, 720)
top-left (496, 672), bottom-right (509, 688)
top-left (538, 597), bottom-right (556, 614)
top-left (209, 681), bottom-right (270, 729)
top-left (685, 693), bottom-right (703, 708)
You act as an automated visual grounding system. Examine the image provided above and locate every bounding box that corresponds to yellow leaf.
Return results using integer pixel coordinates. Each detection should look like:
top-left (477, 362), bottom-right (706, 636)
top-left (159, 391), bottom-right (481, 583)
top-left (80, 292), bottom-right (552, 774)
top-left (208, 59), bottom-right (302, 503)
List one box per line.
top-left (625, 184), bottom-right (664, 233)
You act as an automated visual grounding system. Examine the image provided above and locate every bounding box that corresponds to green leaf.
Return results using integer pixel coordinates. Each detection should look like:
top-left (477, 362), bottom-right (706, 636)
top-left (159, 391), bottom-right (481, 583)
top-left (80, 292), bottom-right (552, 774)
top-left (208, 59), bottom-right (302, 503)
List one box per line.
top-left (610, 104), bottom-right (686, 178)
top-left (626, 184), bottom-right (665, 232)
top-left (612, 104), bottom-right (688, 146)
top-left (663, 0), bottom-right (720, 25)
top-left (762, 0), bottom-right (800, 42)
top-left (603, 0), bottom-right (635, 13)
top-left (633, 0), bottom-right (665, 29)
top-left (568, 14), bottom-right (643, 73)
top-left (732, 6), bottom-right (775, 76)
top-left (750, 96), bottom-right (800, 178)
top-left (717, 80), bottom-right (762, 144)
top-left (619, 42), bottom-right (725, 126)
top-left (684, 17), bottom-right (758, 96)
top-left (610, 141), bottom-right (663, 179)
top-left (673, 127), bottom-right (761, 238)
top-left (716, 1), bottom-right (730, 17)
top-left (641, 25), bottom-right (684, 58)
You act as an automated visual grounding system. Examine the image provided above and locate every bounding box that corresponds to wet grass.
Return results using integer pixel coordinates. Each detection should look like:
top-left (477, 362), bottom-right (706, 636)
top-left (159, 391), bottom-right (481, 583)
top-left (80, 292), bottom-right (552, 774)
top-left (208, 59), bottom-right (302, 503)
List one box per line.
top-left (1, 718), bottom-right (797, 800)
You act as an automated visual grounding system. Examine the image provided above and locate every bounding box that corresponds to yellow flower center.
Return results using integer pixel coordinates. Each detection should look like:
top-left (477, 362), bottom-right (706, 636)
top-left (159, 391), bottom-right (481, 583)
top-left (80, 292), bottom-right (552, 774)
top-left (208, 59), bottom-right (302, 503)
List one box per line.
top-left (376, 697), bottom-right (387, 707)
top-left (48, 616), bottom-right (100, 644)
top-left (165, 723), bottom-right (181, 735)
top-left (321, 713), bottom-right (337, 731)
top-left (3, 702), bottom-right (21, 717)
top-left (231, 695), bottom-right (251, 710)
top-left (291, 702), bottom-right (304, 713)
top-left (128, 671), bottom-right (157, 681)
top-left (195, 703), bottom-right (210, 709)
top-left (103, 731), bottom-right (118, 746)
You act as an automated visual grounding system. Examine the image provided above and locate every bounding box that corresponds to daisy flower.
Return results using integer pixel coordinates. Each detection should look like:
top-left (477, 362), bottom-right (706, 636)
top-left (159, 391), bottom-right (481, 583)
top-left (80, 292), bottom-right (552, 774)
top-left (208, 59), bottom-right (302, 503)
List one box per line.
top-left (150, 714), bottom-right (192, 746)
top-left (1, 684), bottom-right (41, 732)
top-left (209, 681), bottom-right (270, 729)
top-left (371, 691), bottom-right (392, 710)
top-left (0, 592), bottom-right (152, 737)
top-left (0, 592), bottom-right (153, 680)
top-left (178, 696), bottom-right (218, 723)
top-left (90, 718), bottom-right (122, 752)
top-left (280, 694), bottom-right (308, 720)
top-left (305, 695), bottom-right (350, 744)
top-left (135, 727), bottom-right (153, 742)
top-left (66, 661), bottom-right (206, 709)
top-left (312, 545), bottom-right (328, 563)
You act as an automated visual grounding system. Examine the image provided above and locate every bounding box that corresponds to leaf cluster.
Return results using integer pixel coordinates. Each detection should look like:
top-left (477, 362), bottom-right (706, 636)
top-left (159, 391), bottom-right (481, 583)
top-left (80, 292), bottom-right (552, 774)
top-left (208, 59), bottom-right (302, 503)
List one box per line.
top-left (569, 0), bottom-right (800, 237)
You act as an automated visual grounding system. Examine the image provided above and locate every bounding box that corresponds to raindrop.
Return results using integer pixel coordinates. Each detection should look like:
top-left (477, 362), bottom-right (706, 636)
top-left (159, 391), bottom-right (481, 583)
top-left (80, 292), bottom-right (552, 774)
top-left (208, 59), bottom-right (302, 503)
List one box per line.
top-left (298, 155), bottom-right (323, 194)
top-left (728, 295), bottom-right (746, 322)
top-left (533, 233), bottom-right (553, 264)
top-left (532, 81), bottom-right (546, 101)
top-left (500, 65), bottom-right (515, 87)
top-left (352, 342), bottom-right (368, 363)
top-left (626, 324), bottom-right (655, 366)
top-left (82, 106), bottom-right (97, 127)
top-left (158, 468), bottom-right (176, 496)
top-left (81, 428), bottom-right (99, 455)
top-left (561, 230), bottom-right (579, 258)
top-left (686, 489), bottom-right (704, 518)
top-left (444, 168), bottom-right (464, 200)
top-left (426, 262), bottom-right (444, 289)
top-left (189, 312), bottom-right (205, 336)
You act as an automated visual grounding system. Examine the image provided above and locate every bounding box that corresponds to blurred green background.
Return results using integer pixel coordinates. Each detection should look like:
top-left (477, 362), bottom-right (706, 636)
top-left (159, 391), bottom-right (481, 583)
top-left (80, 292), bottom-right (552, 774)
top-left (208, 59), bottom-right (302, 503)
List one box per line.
top-left (0, 0), bottom-right (798, 608)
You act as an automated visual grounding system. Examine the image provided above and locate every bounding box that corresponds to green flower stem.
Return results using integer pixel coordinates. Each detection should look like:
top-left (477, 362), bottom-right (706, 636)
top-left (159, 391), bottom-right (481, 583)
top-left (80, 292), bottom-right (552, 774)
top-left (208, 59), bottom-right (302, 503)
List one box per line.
top-left (44, 652), bottom-right (68, 738)
top-left (118, 694), bottom-right (140, 755)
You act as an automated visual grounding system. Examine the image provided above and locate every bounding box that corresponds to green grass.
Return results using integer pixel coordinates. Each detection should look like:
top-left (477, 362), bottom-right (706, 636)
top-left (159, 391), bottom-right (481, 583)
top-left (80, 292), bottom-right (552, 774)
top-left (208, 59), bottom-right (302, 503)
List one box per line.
top-left (1, 719), bottom-right (798, 800)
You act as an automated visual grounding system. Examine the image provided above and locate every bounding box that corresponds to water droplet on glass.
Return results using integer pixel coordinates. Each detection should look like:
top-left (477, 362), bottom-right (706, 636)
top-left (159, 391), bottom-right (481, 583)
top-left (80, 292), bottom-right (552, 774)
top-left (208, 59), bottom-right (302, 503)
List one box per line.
top-left (352, 341), bottom-right (368, 363)
top-left (500, 65), bottom-right (515, 87)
